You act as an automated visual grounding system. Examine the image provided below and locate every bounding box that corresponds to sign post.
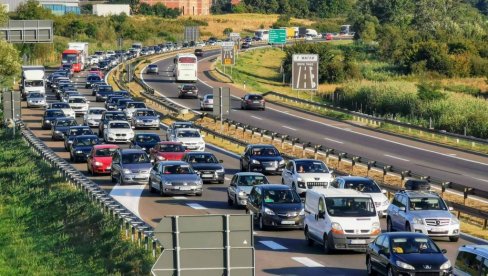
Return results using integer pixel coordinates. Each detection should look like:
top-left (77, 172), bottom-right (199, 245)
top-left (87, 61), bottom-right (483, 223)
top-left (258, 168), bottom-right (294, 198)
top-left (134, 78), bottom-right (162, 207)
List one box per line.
top-left (291, 54), bottom-right (319, 98)
top-left (213, 87), bottom-right (231, 132)
top-left (221, 41), bottom-right (235, 75)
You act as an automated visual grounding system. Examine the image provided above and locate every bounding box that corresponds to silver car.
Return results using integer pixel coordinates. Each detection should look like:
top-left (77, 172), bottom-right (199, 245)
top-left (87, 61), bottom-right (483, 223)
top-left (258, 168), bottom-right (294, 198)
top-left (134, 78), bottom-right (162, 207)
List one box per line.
top-left (147, 64), bottom-right (159, 74)
top-left (26, 92), bottom-right (47, 108)
top-left (111, 149), bottom-right (152, 185)
top-left (131, 108), bottom-right (160, 129)
top-left (83, 107), bottom-right (106, 127)
top-left (199, 94), bottom-right (214, 111)
top-left (227, 172), bottom-right (269, 206)
top-left (149, 161), bottom-right (203, 196)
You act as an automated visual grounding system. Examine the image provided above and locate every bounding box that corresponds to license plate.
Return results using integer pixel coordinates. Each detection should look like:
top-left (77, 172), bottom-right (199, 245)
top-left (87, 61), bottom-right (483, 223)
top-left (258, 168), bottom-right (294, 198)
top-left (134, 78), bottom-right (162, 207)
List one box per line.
top-left (350, 240), bottom-right (367, 244)
top-left (253, 101), bottom-right (260, 103)
top-left (265, 167), bottom-right (276, 171)
top-left (202, 174), bottom-right (213, 178)
top-left (179, 187), bottom-right (192, 191)
top-left (144, 122), bottom-right (153, 125)
top-left (430, 227), bottom-right (446, 232)
top-left (281, 220), bottom-right (295, 225)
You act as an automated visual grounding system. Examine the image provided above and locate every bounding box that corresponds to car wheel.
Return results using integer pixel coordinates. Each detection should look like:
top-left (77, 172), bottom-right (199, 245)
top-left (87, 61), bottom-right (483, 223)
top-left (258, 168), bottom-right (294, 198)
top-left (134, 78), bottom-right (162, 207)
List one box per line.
top-left (227, 194), bottom-right (233, 206)
top-left (305, 227), bottom-right (314, 246)
top-left (218, 179), bottom-right (224, 184)
top-left (405, 222), bottom-right (412, 232)
top-left (323, 234), bottom-right (335, 254)
top-left (159, 184), bottom-right (165, 197)
top-left (196, 192), bottom-right (202, 197)
top-left (367, 257), bottom-right (376, 275)
top-left (149, 181), bottom-right (156, 193)
top-left (70, 154), bottom-right (74, 162)
top-left (258, 215), bottom-right (266, 230)
top-left (111, 173), bottom-right (116, 183)
top-left (449, 236), bottom-right (459, 242)
top-left (386, 217), bottom-right (393, 232)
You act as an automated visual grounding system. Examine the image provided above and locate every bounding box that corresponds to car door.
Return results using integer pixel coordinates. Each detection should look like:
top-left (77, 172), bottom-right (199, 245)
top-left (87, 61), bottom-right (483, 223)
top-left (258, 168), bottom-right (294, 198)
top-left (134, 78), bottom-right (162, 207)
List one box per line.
top-left (149, 163), bottom-right (160, 190)
top-left (248, 187), bottom-right (261, 216)
top-left (377, 236), bottom-right (391, 274)
top-left (369, 235), bottom-right (385, 273)
top-left (309, 196), bottom-right (326, 241)
top-left (398, 195), bottom-right (409, 230)
top-left (389, 195), bottom-right (402, 230)
top-left (228, 175), bottom-right (238, 200)
top-left (282, 161), bottom-right (293, 186)
top-left (111, 152), bottom-right (121, 179)
top-left (241, 146), bottom-right (250, 170)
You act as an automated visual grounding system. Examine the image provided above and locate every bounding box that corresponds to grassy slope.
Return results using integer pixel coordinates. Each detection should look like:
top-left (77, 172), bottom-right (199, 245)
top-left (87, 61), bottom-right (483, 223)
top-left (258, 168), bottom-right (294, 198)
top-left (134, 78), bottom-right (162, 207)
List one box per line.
top-left (0, 131), bottom-right (152, 275)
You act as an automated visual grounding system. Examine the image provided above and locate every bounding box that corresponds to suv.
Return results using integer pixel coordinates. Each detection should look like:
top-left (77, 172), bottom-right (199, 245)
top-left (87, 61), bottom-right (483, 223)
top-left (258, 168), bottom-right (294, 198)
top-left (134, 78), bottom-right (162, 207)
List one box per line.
top-left (194, 48), bottom-right (203, 57)
top-left (386, 190), bottom-right (460, 242)
top-left (281, 159), bottom-right (334, 196)
top-left (454, 245), bottom-right (488, 275)
top-left (241, 94), bottom-right (265, 110)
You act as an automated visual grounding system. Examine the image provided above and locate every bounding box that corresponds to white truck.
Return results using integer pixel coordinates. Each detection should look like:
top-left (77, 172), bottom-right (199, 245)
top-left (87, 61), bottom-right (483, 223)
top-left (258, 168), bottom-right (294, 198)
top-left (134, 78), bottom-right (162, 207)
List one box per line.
top-left (21, 65), bottom-right (45, 99)
top-left (67, 42), bottom-right (89, 70)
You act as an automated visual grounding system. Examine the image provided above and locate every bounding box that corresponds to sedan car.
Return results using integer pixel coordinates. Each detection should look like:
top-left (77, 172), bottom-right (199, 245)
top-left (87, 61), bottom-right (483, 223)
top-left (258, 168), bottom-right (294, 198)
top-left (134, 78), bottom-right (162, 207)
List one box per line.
top-left (105, 96), bottom-right (125, 111)
top-left (87, 144), bottom-right (119, 175)
top-left (130, 133), bottom-right (161, 153)
top-left (178, 84), bottom-right (199, 99)
top-left (149, 161), bottom-right (203, 196)
top-left (83, 107), bottom-right (106, 127)
top-left (69, 135), bottom-right (99, 163)
top-left (47, 102), bottom-right (75, 118)
top-left (241, 42), bottom-right (250, 49)
top-left (123, 101), bottom-right (147, 120)
top-left (241, 94), bottom-right (265, 110)
top-left (181, 152), bottom-right (225, 183)
top-left (227, 172), bottom-right (269, 207)
top-left (149, 141), bottom-right (187, 162)
top-left (104, 120), bottom-right (134, 143)
top-left (240, 144), bottom-right (285, 175)
top-left (67, 96), bottom-right (89, 116)
top-left (199, 94), bottom-right (213, 111)
top-left (64, 126), bottom-right (94, 151)
top-left (111, 149), bottom-right (152, 185)
top-left (51, 117), bottom-right (77, 140)
top-left (366, 232), bottom-right (452, 276)
top-left (92, 84), bottom-right (113, 97)
top-left (85, 74), bottom-right (102, 88)
top-left (246, 184), bottom-right (304, 230)
top-left (146, 64), bottom-right (159, 74)
top-left (131, 108), bottom-right (160, 129)
top-left (42, 109), bottom-right (66, 130)
top-left (26, 92), bottom-right (47, 108)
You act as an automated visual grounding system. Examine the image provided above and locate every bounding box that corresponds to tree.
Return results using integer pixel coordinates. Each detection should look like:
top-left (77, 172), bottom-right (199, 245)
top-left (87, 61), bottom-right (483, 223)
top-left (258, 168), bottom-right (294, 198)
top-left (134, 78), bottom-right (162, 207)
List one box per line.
top-left (211, 0), bottom-right (232, 14)
top-left (14, 0), bottom-right (54, 20)
top-left (223, 27), bottom-right (233, 36)
top-left (417, 81), bottom-right (445, 101)
top-left (272, 14), bottom-right (290, 28)
top-left (138, 3), bottom-right (154, 15)
top-left (0, 40), bottom-right (21, 87)
top-left (0, 4), bottom-right (7, 25)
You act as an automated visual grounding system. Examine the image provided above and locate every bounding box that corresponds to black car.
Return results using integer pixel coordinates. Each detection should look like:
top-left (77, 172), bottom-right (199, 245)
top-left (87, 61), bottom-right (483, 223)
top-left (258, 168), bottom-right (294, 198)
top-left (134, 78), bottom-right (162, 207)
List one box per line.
top-left (112, 90), bottom-right (131, 98)
top-left (105, 96), bottom-right (125, 110)
top-left (51, 116), bottom-right (78, 140)
top-left (42, 109), bottom-right (66, 130)
top-left (178, 84), bottom-right (199, 99)
top-left (194, 48), bottom-right (203, 57)
top-left (366, 232), bottom-right (452, 276)
top-left (70, 135), bottom-right (99, 163)
top-left (85, 74), bottom-right (102, 88)
top-left (182, 152), bottom-right (225, 183)
top-left (241, 94), bottom-right (265, 110)
top-left (241, 42), bottom-right (251, 49)
top-left (115, 98), bottom-right (134, 111)
top-left (92, 84), bottom-right (112, 96)
top-left (404, 179), bottom-right (431, 191)
top-left (246, 184), bottom-right (304, 230)
top-left (130, 133), bottom-right (161, 153)
top-left (99, 61), bottom-right (109, 70)
top-left (64, 126), bottom-right (94, 151)
top-left (240, 144), bottom-right (285, 175)
top-left (98, 111), bottom-right (127, 138)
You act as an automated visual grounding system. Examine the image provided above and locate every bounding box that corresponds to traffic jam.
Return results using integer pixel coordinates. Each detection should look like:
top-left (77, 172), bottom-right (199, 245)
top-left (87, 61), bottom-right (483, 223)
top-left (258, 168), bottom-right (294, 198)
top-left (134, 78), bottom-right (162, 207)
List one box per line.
top-left (20, 42), bottom-right (486, 275)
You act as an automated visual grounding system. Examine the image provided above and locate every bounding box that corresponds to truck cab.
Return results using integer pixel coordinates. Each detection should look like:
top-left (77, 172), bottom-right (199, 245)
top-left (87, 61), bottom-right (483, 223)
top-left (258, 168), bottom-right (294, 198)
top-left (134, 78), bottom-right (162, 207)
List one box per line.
top-left (21, 65), bottom-right (45, 99)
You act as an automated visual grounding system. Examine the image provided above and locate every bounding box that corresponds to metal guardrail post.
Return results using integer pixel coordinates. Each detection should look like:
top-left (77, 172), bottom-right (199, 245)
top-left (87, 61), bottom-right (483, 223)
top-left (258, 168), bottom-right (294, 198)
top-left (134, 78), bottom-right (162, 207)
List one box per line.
top-left (314, 145), bottom-right (323, 160)
top-left (281, 135), bottom-right (289, 150)
top-left (401, 170), bottom-right (411, 181)
top-left (325, 148), bottom-right (334, 164)
top-left (441, 182), bottom-right (450, 197)
top-left (382, 165), bottom-right (392, 183)
top-left (302, 142), bottom-right (311, 158)
top-left (352, 156), bottom-right (361, 173)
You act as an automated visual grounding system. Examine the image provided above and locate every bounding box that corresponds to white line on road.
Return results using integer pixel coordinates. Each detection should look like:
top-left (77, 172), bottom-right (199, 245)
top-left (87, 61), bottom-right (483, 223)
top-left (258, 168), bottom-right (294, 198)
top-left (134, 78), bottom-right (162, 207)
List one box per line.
top-left (471, 177), bottom-right (488, 183)
top-left (225, 176), bottom-right (231, 181)
top-left (173, 196), bottom-right (187, 200)
top-left (384, 154), bottom-right (410, 162)
top-left (292, 257), bottom-right (324, 267)
top-left (251, 115), bottom-right (263, 120)
top-left (259, 240), bottom-right (288, 250)
top-left (109, 184), bottom-right (145, 219)
top-left (186, 203), bottom-right (207, 210)
top-left (282, 126), bottom-right (297, 131)
top-left (324, 138), bottom-right (343, 144)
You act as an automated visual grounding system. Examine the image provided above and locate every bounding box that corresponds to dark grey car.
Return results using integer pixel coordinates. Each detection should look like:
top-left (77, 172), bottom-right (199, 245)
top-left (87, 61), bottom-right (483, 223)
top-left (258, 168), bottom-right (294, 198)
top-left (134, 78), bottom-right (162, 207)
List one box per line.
top-left (111, 149), bottom-right (152, 185)
top-left (241, 94), bottom-right (265, 110)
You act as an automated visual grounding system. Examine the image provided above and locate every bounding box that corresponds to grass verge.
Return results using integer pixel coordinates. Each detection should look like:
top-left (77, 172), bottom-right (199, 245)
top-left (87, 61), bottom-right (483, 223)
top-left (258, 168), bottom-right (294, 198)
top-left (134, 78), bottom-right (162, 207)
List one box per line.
top-left (0, 131), bottom-right (153, 275)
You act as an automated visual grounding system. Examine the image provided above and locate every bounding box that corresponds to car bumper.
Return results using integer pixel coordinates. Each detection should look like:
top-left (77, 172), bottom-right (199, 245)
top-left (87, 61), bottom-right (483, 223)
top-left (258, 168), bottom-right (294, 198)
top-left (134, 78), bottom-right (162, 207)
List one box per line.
top-left (201, 103), bottom-right (213, 109)
top-left (262, 213), bottom-right (304, 229)
top-left (235, 196), bottom-right (248, 206)
top-left (73, 152), bottom-right (90, 161)
top-left (392, 266), bottom-right (452, 276)
top-left (412, 223), bottom-right (460, 237)
top-left (244, 104), bottom-right (265, 109)
top-left (92, 165), bottom-right (111, 174)
top-left (249, 164), bottom-right (285, 174)
top-left (86, 120), bottom-right (101, 127)
top-left (134, 121), bottom-right (159, 128)
top-left (197, 171), bottom-right (225, 182)
top-left (331, 233), bottom-right (378, 251)
top-left (180, 92), bottom-right (198, 98)
top-left (161, 185), bottom-right (203, 195)
top-left (106, 136), bottom-right (133, 143)
top-left (123, 173), bottom-right (150, 184)
top-left (27, 102), bottom-right (46, 107)
top-left (96, 95), bottom-right (109, 102)
top-left (183, 144), bottom-right (205, 151)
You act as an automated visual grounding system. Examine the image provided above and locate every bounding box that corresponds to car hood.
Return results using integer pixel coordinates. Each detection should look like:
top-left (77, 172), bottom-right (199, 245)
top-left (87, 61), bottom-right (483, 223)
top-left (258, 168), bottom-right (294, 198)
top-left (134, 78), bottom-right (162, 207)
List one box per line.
top-left (107, 128), bottom-right (133, 135)
top-left (73, 145), bottom-right (94, 152)
top-left (70, 103), bottom-right (88, 107)
top-left (395, 253), bottom-right (448, 270)
top-left (159, 152), bottom-right (185, 161)
top-left (252, 156), bottom-right (283, 162)
top-left (122, 163), bottom-right (152, 171)
top-left (191, 163), bottom-right (223, 171)
top-left (236, 186), bottom-right (254, 195)
top-left (264, 203), bottom-right (303, 213)
top-left (134, 141), bottom-right (158, 149)
top-left (366, 192), bottom-right (388, 203)
top-left (60, 108), bottom-right (74, 114)
top-left (410, 210), bottom-right (454, 219)
top-left (134, 116), bottom-right (159, 120)
top-left (296, 173), bottom-right (333, 182)
top-left (161, 174), bottom-right (201, 182)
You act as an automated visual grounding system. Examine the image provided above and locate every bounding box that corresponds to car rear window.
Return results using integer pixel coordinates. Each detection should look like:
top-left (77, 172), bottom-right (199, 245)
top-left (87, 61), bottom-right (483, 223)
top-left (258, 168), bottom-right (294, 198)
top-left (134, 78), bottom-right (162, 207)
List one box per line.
top-left (248, 95), bottom-right (263, 100)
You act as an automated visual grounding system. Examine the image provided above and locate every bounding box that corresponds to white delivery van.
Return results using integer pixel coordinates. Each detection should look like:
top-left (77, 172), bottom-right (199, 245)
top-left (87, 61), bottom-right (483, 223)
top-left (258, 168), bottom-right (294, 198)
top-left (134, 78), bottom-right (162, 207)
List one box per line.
top-left (304, 188), bottom-right (381, 253)
top-left (21, 65), bottom-right (45, 99)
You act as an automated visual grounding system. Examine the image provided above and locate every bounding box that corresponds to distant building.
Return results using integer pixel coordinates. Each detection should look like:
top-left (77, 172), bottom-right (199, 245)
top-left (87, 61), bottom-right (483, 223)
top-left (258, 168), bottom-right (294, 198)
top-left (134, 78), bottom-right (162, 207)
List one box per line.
top-left (0, 0), bottom-right (80, 14)
top-left (140, 0), bottom-right (212, 15)
top-left (93, 4), bottom-right (130, 16)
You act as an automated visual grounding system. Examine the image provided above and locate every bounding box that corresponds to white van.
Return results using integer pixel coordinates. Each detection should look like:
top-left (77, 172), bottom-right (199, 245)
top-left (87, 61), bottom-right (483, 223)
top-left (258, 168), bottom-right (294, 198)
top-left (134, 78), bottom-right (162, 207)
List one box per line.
top-left (304, 188), bottom-right (381, 253)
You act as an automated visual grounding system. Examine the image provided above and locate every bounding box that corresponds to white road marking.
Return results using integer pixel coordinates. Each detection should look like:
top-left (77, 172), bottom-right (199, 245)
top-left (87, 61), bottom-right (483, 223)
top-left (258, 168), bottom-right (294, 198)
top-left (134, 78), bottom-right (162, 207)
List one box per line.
top-left (109, 184), bottom-right (145, 219)
top-left (224, 176), bottom-right (231, 181)
top-left (186, 203), bottom-right (207, 210)
top-left (251, 115), bottom-right (263, 120)
top-left (292, 257), bottom-right (324, 267)
top-left (259, 240), bottom-right (287, 250)
top-left (384, 154), bottom-right (410, 162)
top-left (173, 196), bottom-right (187, 200)
top-left (471, 177), bottom-right (488, 183)
top-left (282, 126), bottom-right (297, 131)
top-left (324, 138), bottom-right (343, 144)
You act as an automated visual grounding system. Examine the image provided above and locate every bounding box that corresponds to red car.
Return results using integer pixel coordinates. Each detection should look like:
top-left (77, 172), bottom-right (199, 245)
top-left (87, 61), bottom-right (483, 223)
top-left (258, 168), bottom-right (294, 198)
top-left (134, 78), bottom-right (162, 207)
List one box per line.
top-left (89, 67), bottom-right (104, 78)
top-left (149, 142), bottom-right (187, 162)
top-left (325, 33), bottom-right (334, 41)
top-left (87, 144), bottom-right (119, 175)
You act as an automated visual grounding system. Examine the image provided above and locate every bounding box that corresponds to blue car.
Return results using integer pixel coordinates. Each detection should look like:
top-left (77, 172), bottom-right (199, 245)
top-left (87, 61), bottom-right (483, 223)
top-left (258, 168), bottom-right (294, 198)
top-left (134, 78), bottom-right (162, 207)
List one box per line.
top-left (64, 126), bottom-right (94, 151)
top-left (70, 135), bottom-right (100, 163)
top-left (51, 117), bottom-right (78, 141)
top-left (130, 133), bottom-right (161, 153)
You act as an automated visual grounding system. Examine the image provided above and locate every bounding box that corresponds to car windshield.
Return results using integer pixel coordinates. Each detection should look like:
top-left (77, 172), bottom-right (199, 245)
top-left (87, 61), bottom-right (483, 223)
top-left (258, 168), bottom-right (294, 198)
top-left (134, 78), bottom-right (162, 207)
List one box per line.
top-left (160, 144), bottom-right (186, 152)
top-left (128, 103), bottom-right (146, 108)
top-left (51, 103), bottom-right (70, 109)
top-left (25, 80), bottom-right (44, 87)
top-left (263, 189), bottom-right (301, 204)
top-left (325, 197), bottom-right (376, 217)
top-left (187, 154), bottom-right (218, 164)
top-left (248, 95), bottom-right (263, 100)
top-left (237, 175), bottom-right (269, 186)
top-left (295, 161), bottom-right (329, 173)
top-left (106, 114), bottom-right (126, 120)
top-left (391, 237), bottom-right (441, 254)
top-left (122, 153), bottom-right (150, 164)
top-left (182, 85), bottom-right (197, 90)
top-left (75, 137), bottom-right (98, 146)
top-left (110, 122), bottom-right (130, 129)
top-left (135, 110), bottom-right (156, 117)
top-left (409, 197), bottom-right (447, 211)
top-left (162, 164), bottom-right (194, 174)
top-left (69, 129), bottom-right (92, 136)
top-left (28, 93), bottom-right (43, 98)
top-left (88, 76), bottom-right (101, 81)
top-left (95, 147), bottom-right (118, 156)
top-left (109, 97), bottom-right (123, 103)
top-left (251, 147), bottom-right (279, 157)
top-left (69, 98), bottom-right (86, 103)
top-left (56, 119), bottom-right (77, 127)
top-left (89, 109), bottom-right (105, 115)
top-left (99, 87), bottom-right (113, 92)
top-left (47, 110), bottom-right (65, 117)
top-left (174, 123), bottom-right (193, 129)
top-left (344, 180), bottom-right (381, 193)
top-left (136, 135), bottom-right (160, 143)
top-left (177, 130), bottom-right (200, 138)
top-left (205, 95), bottom-right (213, 99)
top-left (149, 65), bottom-right (157, 68)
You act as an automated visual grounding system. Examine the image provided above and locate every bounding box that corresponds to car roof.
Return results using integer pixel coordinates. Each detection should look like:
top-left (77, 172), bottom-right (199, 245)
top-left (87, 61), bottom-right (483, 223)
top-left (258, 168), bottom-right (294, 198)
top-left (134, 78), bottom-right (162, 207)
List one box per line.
top-left (249, 144), bottom-right (276, 148)
top-left (120, 149), bottom-right (145, 154)
top-left (235, 172), bottom-right (266, 176)
top-left (135, 133), bottom-right (159, 136)
top-left (134, 108), bottom-right (153, 112)
top-left (335, 176), bottom-right (373, 181)
top-left (158, 141), bottom-right (183, 145)
top-left (109, 120), bottom-right (130, 124)
top-left (69, 125), bottom-right (90, 129)
top-left (88, 107), bottom-right (106, 110)
top-left (185, 152), bottom-right (215, 156)
top-left (311, 188), bottom-right (371, 198)
top-left (74, 135), bottom-right (98, 139)
top-left (175, 128), bottom-right (199, 132)
top-left (459, 245), bottom-right (488, 258)
top-left (381, 232), bottom-right (431, 239)
top-left (93, 144), bottom-right (119, 149)
top-left (45, 108), bottom-right (63, 113)
top-left (293, 159), bottom-right (325, 162)
top-left (158, 161), bottom-right (189, 165)
top-left (255, 184), bottom-right (291, 190)
top-left (397, 190), bottom-right (439, 199)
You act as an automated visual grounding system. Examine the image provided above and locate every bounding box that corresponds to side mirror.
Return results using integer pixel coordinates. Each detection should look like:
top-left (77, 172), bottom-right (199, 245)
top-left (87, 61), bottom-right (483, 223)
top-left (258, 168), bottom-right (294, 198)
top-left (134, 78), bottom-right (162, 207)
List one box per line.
top-left (382, 189), bottom-right (387, 194)
top-left (230, 183), bottom-right (236, 187)
top-left (399, 206), bottom-right (406, 212)
top-left (441, 249), bottom-right (447, 254)
top-left (380, 248), bottom-right (390, 256)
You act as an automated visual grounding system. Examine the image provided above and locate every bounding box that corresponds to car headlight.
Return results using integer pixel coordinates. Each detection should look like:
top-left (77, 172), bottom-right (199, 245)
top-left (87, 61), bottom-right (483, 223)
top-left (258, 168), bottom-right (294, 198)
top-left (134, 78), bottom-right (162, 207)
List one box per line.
top-left (264, 207), bottom-right (275, 215)
top-left (163, 181), bottom-right (172, 186)
top-left (440, 260), bottom-right (451, 270)
top-left (94, 161), bottom-right (103, 166)
top-left (45, 120), bottom-right (50, 123)
top-left (251, 159), bottom-right (260, 164)
top-left (396, 260), bottom-right (415, 270)
top-left (371, 222), bottom-right (381, 235)
top-left (198, 141), bottom-right (205, 145)
top-left (413, 217), bottom-right (424, 225)
top-left (136, 119), bottom-right (142, 123)
top-left (279, 159), bottom-right (285, 165)
top-left (123, 169), bottom-right (132, 174)
top-left (238, 191), bottom-right (246, 197)
top-left (76, 150), bottom-right (83, 154)
top-left (299, 209), bottom-right (305, 216)
top-left (142, 147), bottom-right (146, 151)
top-left (382, 199), bottom-right (390, 206)
top-left (331, 222), bottom-right (344, 234)
top-left (216, 168), bottom-right (225, 173)
top-left (157, 155), bottom-right (166, 161)
top-left (55, 130), bottom-right (60, 133)
top-left (451, 217), bottom-right (459, 225)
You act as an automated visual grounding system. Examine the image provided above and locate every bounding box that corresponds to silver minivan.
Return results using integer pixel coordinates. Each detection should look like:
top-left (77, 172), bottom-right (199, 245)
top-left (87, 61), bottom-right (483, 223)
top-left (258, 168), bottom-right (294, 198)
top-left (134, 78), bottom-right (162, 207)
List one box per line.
top-left (454, 245), bottom-right (488, 276)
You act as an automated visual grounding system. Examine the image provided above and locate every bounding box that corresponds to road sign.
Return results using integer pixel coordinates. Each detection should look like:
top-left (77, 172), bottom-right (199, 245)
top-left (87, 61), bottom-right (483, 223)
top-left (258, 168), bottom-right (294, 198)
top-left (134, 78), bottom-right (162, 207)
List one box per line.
top-left (221, 42), bottom-right (235, 66)
top-left (229, 32), bottom-right (240, 41)
top-left (0, 20), bottom-right (53, 43)
top-left (269, 29), bottom-right (286, 44)
top-left (292, 54), bottom-right (319, 90)
top-left (213, 87), bottom-right (231, 118)
top-left (184, 26), bottom-right (199, 42)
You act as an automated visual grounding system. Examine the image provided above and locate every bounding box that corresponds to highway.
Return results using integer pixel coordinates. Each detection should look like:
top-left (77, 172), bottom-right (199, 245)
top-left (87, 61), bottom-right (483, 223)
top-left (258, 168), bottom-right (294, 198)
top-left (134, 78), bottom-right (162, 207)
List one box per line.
top-left (141, 47), bottom-right (488, 193)
top-left (19, 68), bottom-right (479, 275)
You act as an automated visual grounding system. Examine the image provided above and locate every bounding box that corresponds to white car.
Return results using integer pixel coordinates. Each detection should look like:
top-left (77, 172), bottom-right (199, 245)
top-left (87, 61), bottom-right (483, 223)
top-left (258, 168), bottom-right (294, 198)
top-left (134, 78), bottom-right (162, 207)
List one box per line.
top-left (106, 51), bottom-right (115, 57)
top-left (281, 159), bottom-right (334, 195)
top-left (67, 96), bottom-right (89, 116)
top-left (26, 91), bottom-right (47, 108)
top-left (83, 107), bottom-right (106, 127)
top-left (124, 101), bottom-right (147, 120)
top-left (104, 120), bottom-right (134, 143)
top-left (171, 128), bottom-right (205, 151)
top-left (199, 94), bottom-right (213, 110)
top-left (331, 176), bottom-right (390, 217)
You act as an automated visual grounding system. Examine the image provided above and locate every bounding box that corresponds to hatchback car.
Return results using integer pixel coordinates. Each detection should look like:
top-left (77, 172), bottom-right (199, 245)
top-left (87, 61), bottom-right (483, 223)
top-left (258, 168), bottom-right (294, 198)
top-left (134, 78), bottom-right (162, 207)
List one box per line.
top-left (51, 117), bottom-right (77, 140)
top-left (181, 152), bottom-right (225, 183)
top-left (199, 94), bottom-right (213, 110)
top-left (366, 232), bottom-right (452, 276)
top-left (131, 108), bottom-right (160, 129)
top-left (454, 244), bottom-right (488, 276)
top-left (111, 149), bottom-right (152, 185)
top-left (130, 133), bottom-right (161, 153)
top-left (149, 141), bottom-right (187, 162)
top-left (87, 144), bottom-right (119, 175)
top-left (227, 172), bottom-right (269, 207)
top-left (240, 144), bottom-right (285, 174)
top-left (241, 94), bottom-right (265, 110)
top-left (42, 109), bottom-right (66, 130)
top-left (146, 64), bottom-right (159, 74)
top-left (26, 92), bottom-right (47, 108)
top-left (246, 184), bottom-right (304, 230)
top-left (64, 126), bottom-right (94, 151)
top-left (69, 135), bottom-right (99, 163)
top-left (178, 84), bottom-right (199, 99)
top-left (149, 161), bottom-right (203, 196)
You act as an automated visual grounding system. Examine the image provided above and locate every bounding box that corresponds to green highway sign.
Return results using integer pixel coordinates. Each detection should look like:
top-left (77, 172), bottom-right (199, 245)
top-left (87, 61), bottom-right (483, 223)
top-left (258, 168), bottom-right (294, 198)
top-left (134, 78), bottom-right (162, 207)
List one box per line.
top-left (269, 29), bottom-right (286, 44)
